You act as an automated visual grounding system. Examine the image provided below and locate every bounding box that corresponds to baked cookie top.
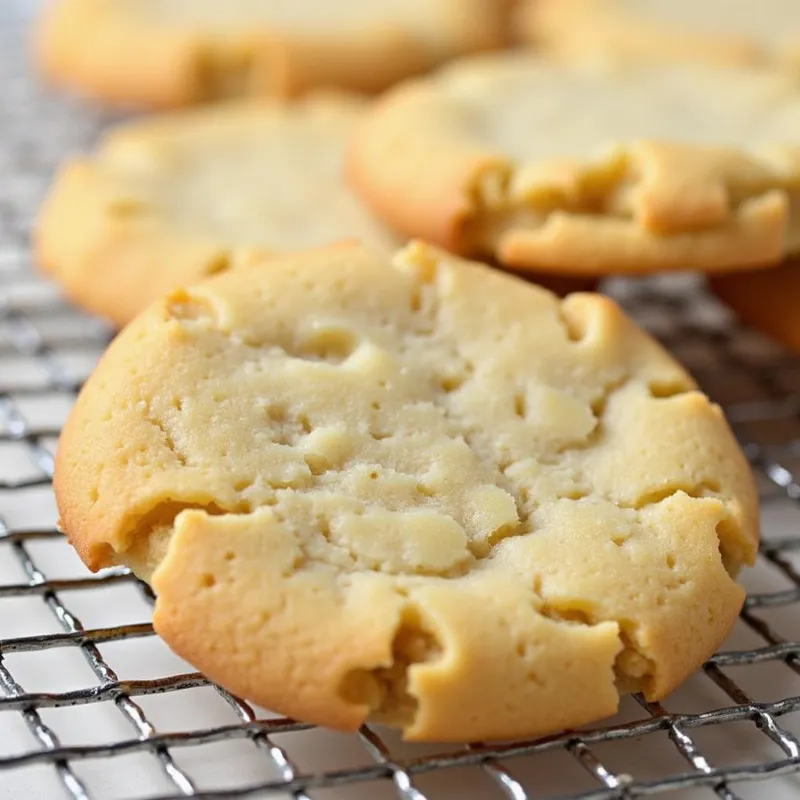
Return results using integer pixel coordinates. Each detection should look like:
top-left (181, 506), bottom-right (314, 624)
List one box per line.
top-left (35, 0), bottom-right (510, 108)
top-left (36, 95), bottom-right (399, 326)
top-left (56, 240), bottom-right (758, 742)
top-left (711, 261), bottom-right (800, 353)
top-left (350, 54), bottom-right (800, 276)
top-left (520, 0), bottom-right (800, 71)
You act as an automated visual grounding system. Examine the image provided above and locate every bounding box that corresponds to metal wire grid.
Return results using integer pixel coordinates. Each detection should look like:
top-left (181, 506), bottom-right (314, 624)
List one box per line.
top-left (1, 4), bottom-right (800, 800)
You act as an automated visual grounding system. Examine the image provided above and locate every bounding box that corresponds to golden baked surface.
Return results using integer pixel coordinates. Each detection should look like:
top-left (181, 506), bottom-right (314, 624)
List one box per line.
top-left (350, 54), bottom-right (800, 276)
top-left (35, 0), bottom-right (510, 107)
top-left (36, 96), bottom-right (398, 326)
top-left (55, 241), bottom-right (758, 741)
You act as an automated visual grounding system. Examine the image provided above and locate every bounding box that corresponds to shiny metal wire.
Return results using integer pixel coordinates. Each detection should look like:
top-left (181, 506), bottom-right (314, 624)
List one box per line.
top-left (1, 3), bottom-right (799, 798)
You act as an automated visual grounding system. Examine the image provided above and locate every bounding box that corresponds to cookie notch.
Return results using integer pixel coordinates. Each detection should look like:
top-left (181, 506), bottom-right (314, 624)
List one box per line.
top-left (144, 488), bottom-right (750, 740)
top-left (465, 142), bottom-right (794, 275)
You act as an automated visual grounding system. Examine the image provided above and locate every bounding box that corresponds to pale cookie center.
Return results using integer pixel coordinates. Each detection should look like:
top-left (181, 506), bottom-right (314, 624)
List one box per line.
top-left (103, 114), bottom-right (397, 252)
top-left (138, 252), bottom-right (740, 590)
top-left (131, 0), bottom-right (444, 33)
top-left (451, 62), bottom-right (800, 160)
top-left (154, 293), bottom-right (534, 576)
top-left (622, 0), bottom-right (800, 50)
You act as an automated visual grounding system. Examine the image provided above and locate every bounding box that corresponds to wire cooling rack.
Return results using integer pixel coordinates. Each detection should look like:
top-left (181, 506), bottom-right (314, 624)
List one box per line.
top-left (2, 3), bottom-right (800, 800)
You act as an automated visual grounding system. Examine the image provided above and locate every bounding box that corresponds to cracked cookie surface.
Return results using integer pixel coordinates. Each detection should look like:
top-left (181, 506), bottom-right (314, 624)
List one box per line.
top-left (35, 0), bottom-right (509, 108)
top-left (36, 95), bottom-right (400, 327)
top-left (350, 53), bottom-right (800, 276)
top-left (55, 241), bottom-right (759, 741)
top-left (520, 0), bottom-right (800, 72)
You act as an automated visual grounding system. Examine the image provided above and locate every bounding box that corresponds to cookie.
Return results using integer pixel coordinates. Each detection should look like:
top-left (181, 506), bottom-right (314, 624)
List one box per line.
top-left (710, 261), bottom-right (800, 352)
top-left (519, 0), bottom-right (800, 71)
top-left (36, 94), bottom-right (597, 326)
top-left (35, 0), bottom-right (510, 108)
top-left (55, 240), bottom-right (758, 742)
top-left (36, 95), bottom-right (401, 326)
top-left (349, 53), bottom-right (800, 277)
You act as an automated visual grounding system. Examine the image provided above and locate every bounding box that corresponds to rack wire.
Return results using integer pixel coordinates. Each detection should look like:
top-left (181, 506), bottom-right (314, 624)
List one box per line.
top-left (1, 3), bottom-right (800, 799)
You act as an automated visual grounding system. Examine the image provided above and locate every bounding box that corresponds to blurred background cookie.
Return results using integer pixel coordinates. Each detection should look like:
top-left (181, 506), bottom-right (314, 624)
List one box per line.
top-left (519, 0), bottom-right (800, 71)
top-left (36, 91), bottom-right (598, 328)
top-left (35, 0), bottom-right (511, 109)
top-left (35, 94), bottom-right (402, 325)
top-left (350, 53), bottom-right (800, 278)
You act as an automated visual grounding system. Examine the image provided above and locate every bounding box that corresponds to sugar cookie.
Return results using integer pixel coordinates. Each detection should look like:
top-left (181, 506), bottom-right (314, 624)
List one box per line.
top-left (36, 0), bottom-right (510, 108)
top-left (36, 96), bottom-right (399, 326)
top-left (520, 0), bottom-right (800, 72)
top-left (56, 240), bottom-right (758, 741)
top-left (350, 54), bottom-right (800, 276)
